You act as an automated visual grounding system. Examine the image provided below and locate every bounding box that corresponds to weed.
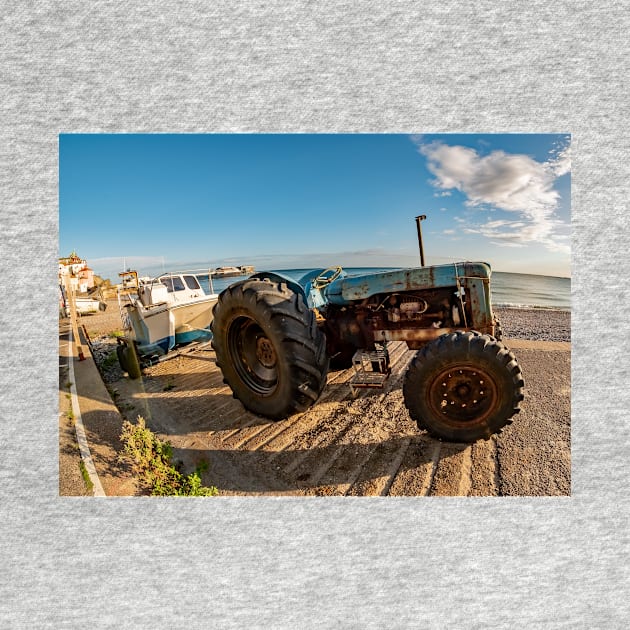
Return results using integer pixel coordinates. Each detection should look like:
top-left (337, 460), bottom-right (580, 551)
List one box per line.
top-left (108, 330), bottom-right (124, 338)
top-left (67, 409), bottom-right (74, 421)
top-left (119, 416), bottom-right (218, 496)
top-left (65, 381), bottom-right (73, 389)
top-left (79, 460), bottom-right (94, 493)
top-left (163, 382), bottom-right (176, 392)
top-left (101, 351), bottom-right (118, 369)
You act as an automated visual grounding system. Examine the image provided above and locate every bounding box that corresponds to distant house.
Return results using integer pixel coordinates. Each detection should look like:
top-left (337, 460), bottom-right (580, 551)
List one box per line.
top-left (59, 251), bottom-right (95, 293)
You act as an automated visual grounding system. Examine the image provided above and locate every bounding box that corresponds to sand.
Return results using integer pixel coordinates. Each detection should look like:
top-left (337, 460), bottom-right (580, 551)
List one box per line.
top-left (63, 300), bottom-right (571, 496)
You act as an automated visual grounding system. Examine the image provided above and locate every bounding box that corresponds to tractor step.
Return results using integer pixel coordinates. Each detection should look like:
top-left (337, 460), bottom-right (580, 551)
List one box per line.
top-left (349, 348), bottom-right (391, 396)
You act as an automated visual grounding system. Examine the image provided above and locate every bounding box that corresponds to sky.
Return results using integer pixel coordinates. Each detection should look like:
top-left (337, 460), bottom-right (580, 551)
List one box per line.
top-left (59, 133), bottom-right (571, 281)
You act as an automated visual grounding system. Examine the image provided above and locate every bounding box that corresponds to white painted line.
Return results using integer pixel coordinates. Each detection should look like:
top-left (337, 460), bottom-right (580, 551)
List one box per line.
top-left (66, 331), bottom-right (106, 497)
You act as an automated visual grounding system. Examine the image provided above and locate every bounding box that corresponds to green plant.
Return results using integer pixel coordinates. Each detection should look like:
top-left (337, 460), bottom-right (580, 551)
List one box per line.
top-left (101, 351), bottom-right (118, 369)
top-left (119, 416), bottom-right (218, 496)
top-left (79, 460), bottom-right (94, 492)
top-left (109, 330), bottom-right (124, 338)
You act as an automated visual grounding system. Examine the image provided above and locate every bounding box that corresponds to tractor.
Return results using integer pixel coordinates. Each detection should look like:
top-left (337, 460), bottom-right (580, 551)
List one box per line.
top-left (211, 224), bottom-right (524, 443)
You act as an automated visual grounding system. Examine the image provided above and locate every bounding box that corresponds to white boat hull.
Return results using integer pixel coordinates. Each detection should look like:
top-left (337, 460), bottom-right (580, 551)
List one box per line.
top-left (72, 297), bottom-right (107, 315)
top-left (118, 270), bottom-right (221, 360)
top-left (123, 294), bottom-right (217, 357)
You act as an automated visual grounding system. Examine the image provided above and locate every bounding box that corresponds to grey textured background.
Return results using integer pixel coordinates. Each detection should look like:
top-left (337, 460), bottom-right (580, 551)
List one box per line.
top-left (2, 1), bottom-right (628, 627)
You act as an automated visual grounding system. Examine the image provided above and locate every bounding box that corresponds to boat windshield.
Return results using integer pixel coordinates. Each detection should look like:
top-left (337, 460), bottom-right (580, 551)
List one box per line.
top-left (183, 275), bottom-right (201, 290)
top-left (160, 276), bottom-right (186, 292)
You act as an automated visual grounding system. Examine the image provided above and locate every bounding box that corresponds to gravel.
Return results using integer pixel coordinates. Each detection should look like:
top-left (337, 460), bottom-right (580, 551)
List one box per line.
top-left (494, 307), bottom-right (571, 342)
top-left (88, 335), bottom-right (126, 382)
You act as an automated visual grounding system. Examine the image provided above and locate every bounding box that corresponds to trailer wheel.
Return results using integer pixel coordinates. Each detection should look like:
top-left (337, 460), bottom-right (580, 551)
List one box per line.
top-left (211, 278), bottom-right (329, 419)
top-left (117, 341), bottom-right (142, 380)
top-left (403, 331), bottom-right (524, 442)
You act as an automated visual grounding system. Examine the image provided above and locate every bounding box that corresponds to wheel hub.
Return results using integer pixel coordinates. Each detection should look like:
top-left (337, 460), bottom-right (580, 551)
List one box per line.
top-left (434, 367), bottom-right (496, 423)
top-left (256, 336), bottom-right (276, 368)
top-left (227, 316), bottom-right (279, 395)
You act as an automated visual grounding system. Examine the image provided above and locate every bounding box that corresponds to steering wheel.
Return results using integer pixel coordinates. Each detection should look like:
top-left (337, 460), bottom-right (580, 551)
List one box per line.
top-left (312, 266), bottom-right (343, 289)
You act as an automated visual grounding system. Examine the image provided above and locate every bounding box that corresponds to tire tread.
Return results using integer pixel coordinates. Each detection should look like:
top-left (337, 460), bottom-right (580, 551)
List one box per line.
top-left (211, 278), bottom-right (328, 419)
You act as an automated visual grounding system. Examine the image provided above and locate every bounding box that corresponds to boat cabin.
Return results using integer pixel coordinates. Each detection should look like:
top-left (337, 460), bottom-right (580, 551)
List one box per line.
top-left (138, 274), bottom-right (207, 307)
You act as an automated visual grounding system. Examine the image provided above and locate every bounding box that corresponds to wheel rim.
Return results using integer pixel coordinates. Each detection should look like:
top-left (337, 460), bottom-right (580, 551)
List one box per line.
top-left (227, 316), bottom-right (278, 395)
top-left (428, 365), bottom-right (498, 426)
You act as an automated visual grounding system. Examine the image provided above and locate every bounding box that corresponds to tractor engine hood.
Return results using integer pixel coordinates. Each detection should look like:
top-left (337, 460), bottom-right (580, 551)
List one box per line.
top-left (323, 262), bottom-right (492, 306)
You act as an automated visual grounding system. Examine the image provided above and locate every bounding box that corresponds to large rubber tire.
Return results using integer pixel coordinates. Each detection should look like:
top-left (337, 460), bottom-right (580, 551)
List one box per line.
top-left (211, 278), bottom-right (329, 420)
top-left (402, 331), bottom-right (524, 442)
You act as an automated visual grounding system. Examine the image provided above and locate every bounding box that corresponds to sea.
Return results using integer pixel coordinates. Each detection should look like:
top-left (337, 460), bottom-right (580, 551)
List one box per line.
top-left (201, 268), bottom-right (571, 311)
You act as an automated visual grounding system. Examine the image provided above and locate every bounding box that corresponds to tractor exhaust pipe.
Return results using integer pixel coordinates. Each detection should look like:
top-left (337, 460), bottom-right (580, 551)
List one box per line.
top-left (415, 215), bottom-right (426, 267)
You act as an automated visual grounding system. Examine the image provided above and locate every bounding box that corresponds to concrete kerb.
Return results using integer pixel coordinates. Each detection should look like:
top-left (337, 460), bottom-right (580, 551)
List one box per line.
top-left (66, 326), bottom-right (106, 496)
top-left (68, 326), bottom-right (138, 497)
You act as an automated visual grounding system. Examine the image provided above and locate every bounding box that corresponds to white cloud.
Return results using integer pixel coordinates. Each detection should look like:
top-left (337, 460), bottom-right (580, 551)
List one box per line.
top-left (546, 145), bottom-right (571, 177)
top-left (416, 140), bottom-right (570, 253)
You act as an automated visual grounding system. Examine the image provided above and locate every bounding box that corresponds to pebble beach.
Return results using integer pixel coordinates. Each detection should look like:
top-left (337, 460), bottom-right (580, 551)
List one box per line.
top-left (493, 307), bottom-right (571, 342)
top-left (63, 298), bottom-right (571, 498)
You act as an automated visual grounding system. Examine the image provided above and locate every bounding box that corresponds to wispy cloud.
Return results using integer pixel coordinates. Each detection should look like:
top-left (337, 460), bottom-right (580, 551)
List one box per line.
top-left (90, 255), bottom-right (166, 268)
top-left (415, 139), bottom-right (571, 253)
top-left (88, 255), bottom-right (168, 279)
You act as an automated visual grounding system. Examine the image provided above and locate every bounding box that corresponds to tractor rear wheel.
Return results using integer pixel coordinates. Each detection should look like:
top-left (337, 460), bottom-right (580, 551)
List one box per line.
top-left (402, 331), bottom-right (524, 442)
top-left (211, 278), bottom-right (329, 420)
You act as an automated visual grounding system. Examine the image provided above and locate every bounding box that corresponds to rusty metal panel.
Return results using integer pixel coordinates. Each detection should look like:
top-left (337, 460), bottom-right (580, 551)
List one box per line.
top-left (326, 262), bottom-right (491, 305)
top-left (463, 276), bottom-right (493, 330)
top-left (373, 328), bottom-right (459, 342)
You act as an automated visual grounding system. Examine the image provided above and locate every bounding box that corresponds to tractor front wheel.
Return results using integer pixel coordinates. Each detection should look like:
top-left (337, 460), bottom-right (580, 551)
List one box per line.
top-left (403, 331), bottom-right (524, 442)
top-left (211, 278), bottom-right (329, 420)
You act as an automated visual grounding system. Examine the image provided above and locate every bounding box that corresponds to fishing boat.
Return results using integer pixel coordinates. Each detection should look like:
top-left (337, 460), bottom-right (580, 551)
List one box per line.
top-left (75, 296), bottom-right (107, 315)
top-left (58, 285), bottom-right (107, 317)
top-left (117, 270), bottom-right (218, 375)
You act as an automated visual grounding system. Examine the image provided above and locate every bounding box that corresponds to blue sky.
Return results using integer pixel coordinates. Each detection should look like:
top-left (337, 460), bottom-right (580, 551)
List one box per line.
top-left (59, 133), bottom-right (571, 280)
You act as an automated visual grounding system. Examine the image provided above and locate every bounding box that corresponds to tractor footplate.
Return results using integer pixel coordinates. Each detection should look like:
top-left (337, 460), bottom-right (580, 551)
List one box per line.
top-left (349, 348), bottom-right (391, 396)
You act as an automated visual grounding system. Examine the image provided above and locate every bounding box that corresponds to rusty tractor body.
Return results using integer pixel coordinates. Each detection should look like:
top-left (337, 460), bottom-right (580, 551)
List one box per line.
top-left (211, 256), bottom-right (524, 443)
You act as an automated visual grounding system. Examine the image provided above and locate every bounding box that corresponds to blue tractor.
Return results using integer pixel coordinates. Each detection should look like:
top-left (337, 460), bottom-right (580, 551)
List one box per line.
top-left (211, 230), bottom-right (524, 443)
